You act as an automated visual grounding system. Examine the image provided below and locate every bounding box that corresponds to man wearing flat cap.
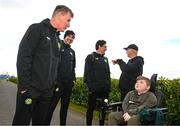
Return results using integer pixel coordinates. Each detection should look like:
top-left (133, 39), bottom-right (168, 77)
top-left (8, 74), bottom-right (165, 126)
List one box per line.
top-left (112, 44), bottom-right (144, 101)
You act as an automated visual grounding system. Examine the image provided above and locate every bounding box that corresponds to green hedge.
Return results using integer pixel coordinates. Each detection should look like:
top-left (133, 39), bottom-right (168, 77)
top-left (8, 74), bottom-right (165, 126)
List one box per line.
top-left (8, 77), bottom-right (18, 84)
top-left (71, 77), bottom-right (88, 106)
top-left (157, 77), bottom-right (180, 125)
top-left (71, 77), bottom-right (120, 106)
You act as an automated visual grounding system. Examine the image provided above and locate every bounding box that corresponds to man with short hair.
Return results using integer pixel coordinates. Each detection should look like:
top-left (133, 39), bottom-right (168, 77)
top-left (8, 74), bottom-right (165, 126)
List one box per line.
top-left (12, 5), bottom-right (73, 125)
top-left (84, 40), bottom-right (111, 125)
top-left (45, 30), bottom-right (76, 125)
top-left (108, 76), bottom-right (157, 125)
top-left (112, 44), bottom-right (144, 100)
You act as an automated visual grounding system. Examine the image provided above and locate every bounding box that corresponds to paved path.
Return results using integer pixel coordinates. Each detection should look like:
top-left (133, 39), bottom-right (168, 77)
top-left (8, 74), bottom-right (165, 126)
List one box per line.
top-left (0, 80), bottom-right (98, 125)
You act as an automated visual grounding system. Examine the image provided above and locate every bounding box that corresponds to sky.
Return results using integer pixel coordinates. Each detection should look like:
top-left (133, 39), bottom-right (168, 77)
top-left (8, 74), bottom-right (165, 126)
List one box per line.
top-left (0, 0), bottom-right (180, 79)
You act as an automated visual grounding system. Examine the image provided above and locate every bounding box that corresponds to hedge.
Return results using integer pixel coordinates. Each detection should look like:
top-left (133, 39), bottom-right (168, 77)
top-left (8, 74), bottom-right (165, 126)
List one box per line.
top-left (157, 77), bottom-right (180, 125)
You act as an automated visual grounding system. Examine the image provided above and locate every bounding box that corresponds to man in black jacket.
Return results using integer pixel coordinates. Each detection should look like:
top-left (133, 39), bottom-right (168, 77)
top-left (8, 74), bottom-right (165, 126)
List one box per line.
top-left (84, 40), bottom-right (111, 125)
top-left (45, 30), bottom-right (76, 125)
top-left (112, 44), bottom-right (144, 101)
top-left (12, 5), bottom-right (74, 125)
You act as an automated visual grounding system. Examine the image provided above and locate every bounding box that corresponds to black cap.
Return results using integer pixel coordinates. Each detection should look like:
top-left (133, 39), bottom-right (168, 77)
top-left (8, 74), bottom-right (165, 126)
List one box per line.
top-left (124, 44), bottom-right (138, 51)
top-left (64, 30), bottom-right (75, 39)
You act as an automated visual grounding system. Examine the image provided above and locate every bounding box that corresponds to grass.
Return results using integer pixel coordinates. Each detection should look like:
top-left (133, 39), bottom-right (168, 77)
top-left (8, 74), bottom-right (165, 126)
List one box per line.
top-left (69, 102), bottom-right (110, 125)
top-left (69, 102), bottom-right (99, 121)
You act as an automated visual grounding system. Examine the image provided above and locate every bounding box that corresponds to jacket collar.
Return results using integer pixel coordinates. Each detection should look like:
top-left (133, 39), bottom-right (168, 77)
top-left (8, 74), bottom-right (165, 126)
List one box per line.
top-left (63, 41), bottom-right (71, 48)
top-left (93, 52), bottom-right (104, 57)
top-left (42, 18), bottom-right (60, 35)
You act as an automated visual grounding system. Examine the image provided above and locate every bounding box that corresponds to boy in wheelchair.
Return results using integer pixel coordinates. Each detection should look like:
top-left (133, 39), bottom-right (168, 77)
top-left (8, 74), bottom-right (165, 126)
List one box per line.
top-left (108, 76), bottom-right (157, 125)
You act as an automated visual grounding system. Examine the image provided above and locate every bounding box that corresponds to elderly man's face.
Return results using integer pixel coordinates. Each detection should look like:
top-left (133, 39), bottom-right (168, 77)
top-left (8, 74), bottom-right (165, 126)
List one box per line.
top-left (55, 12), bottom-right (72, 32)
top-left (126, 49), bottom-right (137, 58)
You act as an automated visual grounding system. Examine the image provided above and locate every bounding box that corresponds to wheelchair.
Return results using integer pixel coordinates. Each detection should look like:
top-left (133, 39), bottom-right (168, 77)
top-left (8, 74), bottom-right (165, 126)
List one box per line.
top-left (97, 74), bottom-right (168, 125)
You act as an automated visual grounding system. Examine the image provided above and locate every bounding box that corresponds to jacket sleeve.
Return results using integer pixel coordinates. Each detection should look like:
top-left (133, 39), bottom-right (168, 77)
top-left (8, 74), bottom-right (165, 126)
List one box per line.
top-left (106, 58), bottom-right (111, 87)
top-left (122, 91), bottom-right (131, 112)
top-left (117, 59), bottom-right (126, 71)
top-left (84, 55), bottom-right (94, 89)
top-left (17, 24), bottom-right (41, 91)
top-left (117, 58), bottom-right (143, 73)
top-left (73, 50), bottom-right (76, 82)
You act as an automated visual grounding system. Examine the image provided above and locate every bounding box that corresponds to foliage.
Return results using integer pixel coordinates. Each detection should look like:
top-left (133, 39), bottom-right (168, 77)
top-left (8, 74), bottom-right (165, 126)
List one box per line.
top-left (158, 77), bottom-right (180, 125)
top-left (8, 77), bottom-right (18, 84)
top-left (108, 79), bottom-right (120, 103)
top-left (71, 78), bottom-right (120, 107)
top-left (71, 77), bottom-right (88, 106)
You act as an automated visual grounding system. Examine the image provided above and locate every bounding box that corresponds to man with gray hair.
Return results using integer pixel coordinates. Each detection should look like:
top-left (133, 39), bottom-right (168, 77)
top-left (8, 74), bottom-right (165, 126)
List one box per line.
top-left (112, 44), bottom-right (144, 101)
top-left (12, 5), bottom-right (73, 125)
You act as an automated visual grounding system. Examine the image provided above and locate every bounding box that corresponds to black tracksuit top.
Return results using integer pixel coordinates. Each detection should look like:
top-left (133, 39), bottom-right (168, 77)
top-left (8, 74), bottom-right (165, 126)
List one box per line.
top-left (84, 52), bottom-right (111, 92)
top-left (57, 42), bottom-right (76, 84)
top-left (117, 56), bottom-right (144, 91)
top-left (17, 18), bottom-right (61, 93)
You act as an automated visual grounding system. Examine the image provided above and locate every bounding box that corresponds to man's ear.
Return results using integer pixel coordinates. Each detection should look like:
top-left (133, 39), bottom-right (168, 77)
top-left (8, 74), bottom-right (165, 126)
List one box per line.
top-left (97, 45), bottom-right (100, 50)
top-left (146, 86), bottom-right (150, 91)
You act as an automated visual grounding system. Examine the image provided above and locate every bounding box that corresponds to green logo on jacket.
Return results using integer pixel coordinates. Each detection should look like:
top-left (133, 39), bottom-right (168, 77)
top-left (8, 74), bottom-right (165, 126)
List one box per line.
top-left (25, 98), bottom-right (32, 105)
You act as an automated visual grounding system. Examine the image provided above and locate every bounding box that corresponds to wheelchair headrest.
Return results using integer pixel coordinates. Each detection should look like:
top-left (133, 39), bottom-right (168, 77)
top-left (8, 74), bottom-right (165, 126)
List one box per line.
top-left (150, 74), bottom-right (158, 92)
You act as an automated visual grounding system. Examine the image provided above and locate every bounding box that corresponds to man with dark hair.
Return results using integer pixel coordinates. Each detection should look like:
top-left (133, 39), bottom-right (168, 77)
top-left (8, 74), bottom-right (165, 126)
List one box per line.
top-left (12, 5), bottom-right (73, 125)
top-left (108, 76), bottom-right (157, 125)
top-left (112, 44), bottom-right (144, 101)
top-left (84, 40), bottom-right (111, 125)
top-left (45, 30), bottom-right (76, 125)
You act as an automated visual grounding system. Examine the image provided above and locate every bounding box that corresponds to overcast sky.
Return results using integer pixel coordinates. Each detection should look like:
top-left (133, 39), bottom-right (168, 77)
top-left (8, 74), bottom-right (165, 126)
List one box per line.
top-left (0, 0), bottom-right (180, 79)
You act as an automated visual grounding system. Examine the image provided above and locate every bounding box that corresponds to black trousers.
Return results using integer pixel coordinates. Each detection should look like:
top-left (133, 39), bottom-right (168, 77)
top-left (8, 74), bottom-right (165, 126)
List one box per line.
top-left (12, 89), bottom-right (52, 125)
top-left (45, 82), bottom-right (73, 125)
top-left (86, 92), bottom-right (108, 126)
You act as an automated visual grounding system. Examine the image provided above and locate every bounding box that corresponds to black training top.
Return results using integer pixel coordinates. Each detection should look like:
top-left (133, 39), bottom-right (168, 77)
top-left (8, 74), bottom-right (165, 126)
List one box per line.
top-left (57, 41), bottom-right (76, 84)
top-left (17, 18), bottom-right (61, 94)
top-left (117, 56), bottom-right (144, 91)
top-left (84, 52), bottom-right (111, 93)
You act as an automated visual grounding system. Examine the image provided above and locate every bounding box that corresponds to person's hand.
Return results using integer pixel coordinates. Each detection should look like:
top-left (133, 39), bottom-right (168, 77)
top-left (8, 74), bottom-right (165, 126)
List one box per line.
top-left (112, 59), bottom-right (117, 65)
top-left (20, 90), bottom-right (27, 94)
top-left (123, 112), bottom-right (131, 122)
top-left (73, 80), bottom-right (76, 84)
top-left (20, 89), bottom-right (31, 98)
